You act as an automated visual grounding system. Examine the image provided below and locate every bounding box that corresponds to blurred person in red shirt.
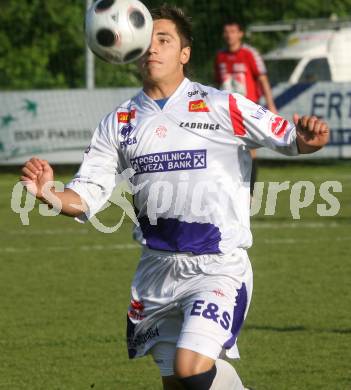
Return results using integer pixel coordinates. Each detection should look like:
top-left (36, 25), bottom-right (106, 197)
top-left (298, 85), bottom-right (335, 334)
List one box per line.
top-left (215, 20), bottom-right (277, 196)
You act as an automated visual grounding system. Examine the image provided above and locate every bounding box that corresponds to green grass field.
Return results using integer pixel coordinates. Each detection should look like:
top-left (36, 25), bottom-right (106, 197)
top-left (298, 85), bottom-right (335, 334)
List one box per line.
top-left (0, 162), bottom-right (350, 390)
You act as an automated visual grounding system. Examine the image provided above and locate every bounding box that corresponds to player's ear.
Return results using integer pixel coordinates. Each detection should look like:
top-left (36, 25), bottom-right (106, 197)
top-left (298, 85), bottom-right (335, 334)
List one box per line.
top-left (180, 46), bottom-right (191, 65)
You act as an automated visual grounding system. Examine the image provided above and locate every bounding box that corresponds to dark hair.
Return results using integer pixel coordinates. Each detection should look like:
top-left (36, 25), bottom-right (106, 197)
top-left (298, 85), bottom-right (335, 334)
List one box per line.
top-left (223, 19), bottom-right (245, 32)
top-left (151, 5), bottom-right (193, 49)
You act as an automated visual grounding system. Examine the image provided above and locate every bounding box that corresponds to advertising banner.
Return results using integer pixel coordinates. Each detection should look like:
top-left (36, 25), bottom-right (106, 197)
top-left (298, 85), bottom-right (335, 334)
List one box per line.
top-left (0, 88), bottom-right (138, 164)
top-left (258, 82), bottom-right (351, 159)
top-left (1, 83), bottom-right (350, 164)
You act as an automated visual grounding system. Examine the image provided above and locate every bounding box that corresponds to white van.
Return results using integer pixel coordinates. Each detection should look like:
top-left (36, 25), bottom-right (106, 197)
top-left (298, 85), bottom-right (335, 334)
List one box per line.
top-left (248, 20), bottom-right (351, 159)
top-left (249, 22), bottom-right (351, 85)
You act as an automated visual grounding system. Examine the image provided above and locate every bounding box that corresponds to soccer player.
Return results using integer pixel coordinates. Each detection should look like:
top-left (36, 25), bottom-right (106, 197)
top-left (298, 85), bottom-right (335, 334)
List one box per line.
top-left (214, 20), bottom-right (278, 197)
top-left (21, 5), bottom-right (329, 390)
top-left (214, 20), bottom-right (276, 112)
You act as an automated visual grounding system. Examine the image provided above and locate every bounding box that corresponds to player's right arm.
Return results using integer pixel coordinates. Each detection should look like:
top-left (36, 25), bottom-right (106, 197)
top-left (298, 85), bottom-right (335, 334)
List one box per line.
top-left (21, 157), bottom-right (88, 217)
top-left (21, 109), bottom-right (121, 220)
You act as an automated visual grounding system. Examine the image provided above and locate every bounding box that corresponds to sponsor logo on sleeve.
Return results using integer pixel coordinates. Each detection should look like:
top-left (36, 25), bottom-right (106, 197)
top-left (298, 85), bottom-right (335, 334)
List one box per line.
top-left (120, 123), bottom-right (137, 149)
top-left (270, 115), bottom-right (289, 138)
top-left (130, 149), bottom-right (207, 175)
top-left (118, 109), bottom-right (136, 123)
top-left (250, 106), bottom-right (268, 120)
top-left (188, 99), bottom-right (210, 112)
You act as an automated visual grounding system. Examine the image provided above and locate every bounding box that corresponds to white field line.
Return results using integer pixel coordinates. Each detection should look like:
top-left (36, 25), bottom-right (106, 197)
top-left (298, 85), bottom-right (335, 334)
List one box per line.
top-left (251, 221), bottom-right (345, 229)
top-left (1, 236), bottom-right (349, 253)
top-left (306, 175), bottom-right (350, 180)
top-left (258, 236), bottom-right (349, 244)
top-left (2, 221), bottom-right (347, 236)
top-left (1, 243), bottom-right (140, 253)
top-left (4, 228), bottom-right (91, 235)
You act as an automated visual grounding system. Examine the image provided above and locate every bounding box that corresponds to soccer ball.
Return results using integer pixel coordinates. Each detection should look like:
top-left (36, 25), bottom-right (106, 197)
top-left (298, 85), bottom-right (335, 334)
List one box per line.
top-left (85, 0), bottom-right (153, 64)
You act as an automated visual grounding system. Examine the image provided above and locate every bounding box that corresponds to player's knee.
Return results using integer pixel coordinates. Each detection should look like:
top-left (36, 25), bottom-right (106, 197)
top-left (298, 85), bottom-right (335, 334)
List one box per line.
top-left (175, 359), bottom-right (245, 390)
top-left (174, 362), bottom-right (213, 379)
top-left (169, 357), bottom-right (245, 390)
top-left (177, 365), bottom-right (217, 390)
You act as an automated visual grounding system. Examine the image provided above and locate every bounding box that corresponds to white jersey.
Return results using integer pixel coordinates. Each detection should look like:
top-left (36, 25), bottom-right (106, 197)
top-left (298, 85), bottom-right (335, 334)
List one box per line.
top-left (67, 78), bottom-right (298, 255)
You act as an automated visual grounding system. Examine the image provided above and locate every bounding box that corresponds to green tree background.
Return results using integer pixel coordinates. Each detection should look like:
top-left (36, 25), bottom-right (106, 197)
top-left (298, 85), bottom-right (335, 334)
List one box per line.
top-left (1, 0), bottom-right (351, 90)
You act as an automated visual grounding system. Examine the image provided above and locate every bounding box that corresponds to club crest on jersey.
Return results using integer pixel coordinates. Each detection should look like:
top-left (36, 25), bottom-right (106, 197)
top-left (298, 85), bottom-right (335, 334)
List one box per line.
top-left (155, 125), bottom-right (167, 138)
top-left (120, 123), bottom-right (137, 149)
top-left (117, 109), bottom-right (136, 123)
top-left (270, 115), bottom-right (289, 138)
top-left (189, 99), bottom-right (210, 112)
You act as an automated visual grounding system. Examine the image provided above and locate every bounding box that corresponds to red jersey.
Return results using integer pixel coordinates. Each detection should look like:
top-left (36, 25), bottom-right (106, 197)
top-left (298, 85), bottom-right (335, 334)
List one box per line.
top-left (214, 44), bottom-right (267, 103)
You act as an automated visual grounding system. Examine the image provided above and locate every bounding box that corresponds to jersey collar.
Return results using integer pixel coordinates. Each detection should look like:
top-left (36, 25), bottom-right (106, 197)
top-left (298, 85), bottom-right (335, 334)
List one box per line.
top-left (137, 78), bottom-right (191, 112)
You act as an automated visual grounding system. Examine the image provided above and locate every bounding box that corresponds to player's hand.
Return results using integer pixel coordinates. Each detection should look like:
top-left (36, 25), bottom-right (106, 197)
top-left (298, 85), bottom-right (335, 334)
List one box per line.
top-left (20, 157), bottom-right (54, 200)
top-left (293, 114), bottom-right (329, 154)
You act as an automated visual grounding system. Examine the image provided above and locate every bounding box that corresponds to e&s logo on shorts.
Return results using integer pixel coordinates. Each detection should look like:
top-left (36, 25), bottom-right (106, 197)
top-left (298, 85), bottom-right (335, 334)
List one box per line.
top-left (190, 299), bottom-right (231, 330)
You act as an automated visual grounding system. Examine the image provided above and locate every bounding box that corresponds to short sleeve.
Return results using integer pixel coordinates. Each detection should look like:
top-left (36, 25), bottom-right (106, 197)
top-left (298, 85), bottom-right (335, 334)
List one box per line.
top-left (227, 93), bottom-right (298, 156)
top-left (65, 112), bottom-right (120, 222)
top-left (246, 46), bottom-right (267, 78)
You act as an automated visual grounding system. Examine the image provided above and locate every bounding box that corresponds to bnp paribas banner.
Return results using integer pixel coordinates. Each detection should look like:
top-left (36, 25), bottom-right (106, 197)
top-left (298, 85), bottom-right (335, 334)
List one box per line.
top-left (0, 88), bottom-right (138, 165)
top-left (1, 84), bottom-right (351, 164)
top-left (258, 82), bottom-right (351, 159)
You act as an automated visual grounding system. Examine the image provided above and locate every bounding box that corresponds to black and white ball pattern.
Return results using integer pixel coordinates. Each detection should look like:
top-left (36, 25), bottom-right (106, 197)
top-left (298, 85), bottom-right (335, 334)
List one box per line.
top-left (85, 0), bottom-right (153, 64)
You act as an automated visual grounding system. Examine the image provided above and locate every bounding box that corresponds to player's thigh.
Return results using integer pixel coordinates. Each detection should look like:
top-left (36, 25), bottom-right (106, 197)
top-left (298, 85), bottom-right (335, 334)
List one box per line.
top-left (174, 347), bottom-right (215, 378)
top-left (177, 276), bottom-right (252, 365)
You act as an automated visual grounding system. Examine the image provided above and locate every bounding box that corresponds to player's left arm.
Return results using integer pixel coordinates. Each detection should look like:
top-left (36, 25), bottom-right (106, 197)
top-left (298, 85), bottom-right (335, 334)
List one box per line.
top-left (258, 74), bottom-right (277, 114)
top-left (222, 91), bottom-right (329, 156)
top-left (293, 113), bottom-right (329, 154)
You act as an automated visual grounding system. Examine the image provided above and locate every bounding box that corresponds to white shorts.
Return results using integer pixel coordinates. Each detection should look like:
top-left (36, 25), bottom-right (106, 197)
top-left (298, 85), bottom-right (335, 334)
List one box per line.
top-left (126, 247), bottom-right (253, 376)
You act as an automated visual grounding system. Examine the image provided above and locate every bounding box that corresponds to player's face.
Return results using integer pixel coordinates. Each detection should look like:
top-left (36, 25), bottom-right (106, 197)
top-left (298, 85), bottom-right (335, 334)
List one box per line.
top-left (139, 19), bottom-right (191, 84)
top-left (223, 24), bottom-right (244, 47)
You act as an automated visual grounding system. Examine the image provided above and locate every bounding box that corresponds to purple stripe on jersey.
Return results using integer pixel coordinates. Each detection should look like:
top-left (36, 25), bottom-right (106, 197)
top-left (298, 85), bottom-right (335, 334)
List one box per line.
top-left (130, 149), bottom-right (207, 175)
top-left (223, 283), bottom-right (247, 349)
top-left (139, 216), bottom-right (221, 254)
